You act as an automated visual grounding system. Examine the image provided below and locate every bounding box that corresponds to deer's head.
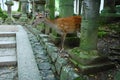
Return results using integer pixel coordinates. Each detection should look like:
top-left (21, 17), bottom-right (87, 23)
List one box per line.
top-left (32, 13), bottom-right (45, 26)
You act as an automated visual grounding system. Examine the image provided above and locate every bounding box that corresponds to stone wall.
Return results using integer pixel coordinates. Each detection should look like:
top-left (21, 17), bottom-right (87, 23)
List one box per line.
top-left (36, 34), bottom-right (86, 80)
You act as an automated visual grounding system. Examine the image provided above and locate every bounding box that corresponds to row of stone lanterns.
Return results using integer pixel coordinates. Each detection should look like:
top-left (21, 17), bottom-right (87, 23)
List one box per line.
top-left (3, 0), bottom-right (46, 24)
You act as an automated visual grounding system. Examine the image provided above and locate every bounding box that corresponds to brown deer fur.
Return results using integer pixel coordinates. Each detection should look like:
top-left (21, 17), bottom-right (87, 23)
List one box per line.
top-left (32, 13), bottom-right (82, 51)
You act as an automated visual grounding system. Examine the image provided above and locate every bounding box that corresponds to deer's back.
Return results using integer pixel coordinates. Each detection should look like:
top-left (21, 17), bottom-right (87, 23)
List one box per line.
top-left (55, 16), bottom-right (82, 33)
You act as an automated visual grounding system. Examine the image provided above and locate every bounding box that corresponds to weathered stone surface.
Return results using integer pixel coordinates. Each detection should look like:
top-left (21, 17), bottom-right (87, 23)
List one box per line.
top-left (51, 64), bottom-right (56, 74)
top-left (60, 66), bottom-right (71, 80)
top-left (0, 56), bottom-right (16, 66)
top-left (68, 69), bottom-right (81, 80)
top-left (0, 66), bottom-right (17, 80)
top-left (46, 44), bottom-right (58, 63)
top-left (0, 41), bottom-right (16, 48)
top-left (47, 45), bottom-right (58, 55)
top-left (0, 37), bottom-right (15, 42)
top-left (0, 32), bottom-right (16, 37)
top-left (38, 62), bottom-right (51, 70)
top-left (55, 57), bottom-right (68, 75)
top-left (39, 34), bottom-right (48, 39)
top-left (69, 48), bottom-right (116, 74)
top-left (60, 66), bottom-right (85, 80)
top-left (0, 48), bottom-right (16, 56)
top-left (44, 74), bottom-right (56, 80)
top-left (0, 25), bottom-right (18, 32)
top-left (36, 53), bottom-right (48, 60)
top-left (50, 52), bottom-right (58, 62)
top-left (78, 61), bottom-right (115, 74)
top-left (40, 70), bottom-right (56, 80)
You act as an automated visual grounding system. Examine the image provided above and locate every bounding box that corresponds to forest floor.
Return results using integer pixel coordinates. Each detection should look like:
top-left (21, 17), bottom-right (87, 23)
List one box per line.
top-left (98, 21), bottom-right (120, 62)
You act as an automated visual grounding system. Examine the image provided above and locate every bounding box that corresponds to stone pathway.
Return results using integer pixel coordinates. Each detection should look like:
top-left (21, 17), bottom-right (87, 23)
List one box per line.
top-left (24, 27), bottom-right (58, 80)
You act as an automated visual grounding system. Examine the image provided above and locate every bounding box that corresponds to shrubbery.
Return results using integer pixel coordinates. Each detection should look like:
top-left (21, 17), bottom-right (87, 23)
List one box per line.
top-left (0, 7), bottom-right (8, 20)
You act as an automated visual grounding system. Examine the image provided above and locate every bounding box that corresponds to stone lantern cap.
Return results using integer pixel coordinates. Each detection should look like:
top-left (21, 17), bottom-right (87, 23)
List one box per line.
top-left (5, 1), bottom-right (14, 6)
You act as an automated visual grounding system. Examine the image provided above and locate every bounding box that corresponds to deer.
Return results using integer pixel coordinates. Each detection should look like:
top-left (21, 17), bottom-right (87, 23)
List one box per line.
top-left (32, 13), bottom-right (82, 52)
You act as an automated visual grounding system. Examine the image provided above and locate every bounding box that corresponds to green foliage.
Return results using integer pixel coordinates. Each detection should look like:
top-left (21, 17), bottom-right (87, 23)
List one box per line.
top-left (70, 47), bottom-right (81, 54)
top-left (74, 77), bottom-right (86, 80)
top-left (0, 7), bottom-right (8, 20)
top-left (98, 30), bottom-right (108, 38)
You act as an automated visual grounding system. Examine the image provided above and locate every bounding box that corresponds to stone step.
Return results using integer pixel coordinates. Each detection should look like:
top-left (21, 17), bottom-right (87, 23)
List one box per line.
top-left (0, 41), bottom-right (16, 48)
top-left (0, 55), bottom-right (17, 66)
top-left (0, 48), bottom-right (16, 57)
top-left (78, 61), bottom-right (116, 74)
top-left (0, 32), bottom-right (16, 37)
top-left (0, 37), bottom-right (16, 42)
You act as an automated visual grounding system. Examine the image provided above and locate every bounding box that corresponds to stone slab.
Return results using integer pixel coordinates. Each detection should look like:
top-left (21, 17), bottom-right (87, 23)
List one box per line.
top-left (0, 48), bottom-right (16, 56)
top-left (0, 32), bottom-right (16, 37)
top-left (0, 37), bottom-right (16, 42)
top-left (0, 25), bottom-right (18, 32)
top-left (0, 41), bottom-right (16, 48)
top-left (16, 25), bottom-right (42, 80)
top-left (78, 61), bottom-right (116, 74)
top-left (60, 66), bottom-right (80, 80)
top-left (0, 56), bottom-right (16, 66)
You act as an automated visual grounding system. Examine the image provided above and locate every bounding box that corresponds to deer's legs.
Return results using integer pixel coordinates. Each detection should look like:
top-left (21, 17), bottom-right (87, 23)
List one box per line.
top-left (60, 33), bottom-right (66, 52)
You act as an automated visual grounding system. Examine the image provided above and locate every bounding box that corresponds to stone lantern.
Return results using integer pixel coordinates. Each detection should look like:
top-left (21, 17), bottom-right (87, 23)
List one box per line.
top-left (19, 0), bottom-right (28, 22)
top-left (5, 0), bottom-right (15, 24)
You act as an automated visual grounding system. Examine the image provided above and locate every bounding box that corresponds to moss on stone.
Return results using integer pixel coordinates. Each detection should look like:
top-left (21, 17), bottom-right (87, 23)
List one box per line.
top-left (70, 47), bottom-right (99, 57)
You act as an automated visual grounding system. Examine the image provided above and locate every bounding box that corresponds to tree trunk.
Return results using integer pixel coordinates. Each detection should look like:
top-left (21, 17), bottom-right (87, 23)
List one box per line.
top-left (80, 0), bottom-right (100, 51)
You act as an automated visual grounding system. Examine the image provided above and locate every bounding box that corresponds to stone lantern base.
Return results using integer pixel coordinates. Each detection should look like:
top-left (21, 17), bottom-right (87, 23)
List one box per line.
top-left (5, 17), bottom-right (15, 24)
top-left (69, 48), bottom-right (116, 74)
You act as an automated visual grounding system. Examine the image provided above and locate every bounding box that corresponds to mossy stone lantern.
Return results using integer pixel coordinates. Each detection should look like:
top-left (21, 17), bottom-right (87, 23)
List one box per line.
top-left (5, 0), bottom-right (15, 24)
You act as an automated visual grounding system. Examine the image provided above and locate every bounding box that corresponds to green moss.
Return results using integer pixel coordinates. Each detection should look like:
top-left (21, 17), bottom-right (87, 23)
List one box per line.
top-left (70, 47), bottom-right (99, 58)
top-left (69, 47), bottom-right (81, 57)
top-left (98, 30), bottom-right (108, 38)
top-left (74, 77), bottom-right (86, 80)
